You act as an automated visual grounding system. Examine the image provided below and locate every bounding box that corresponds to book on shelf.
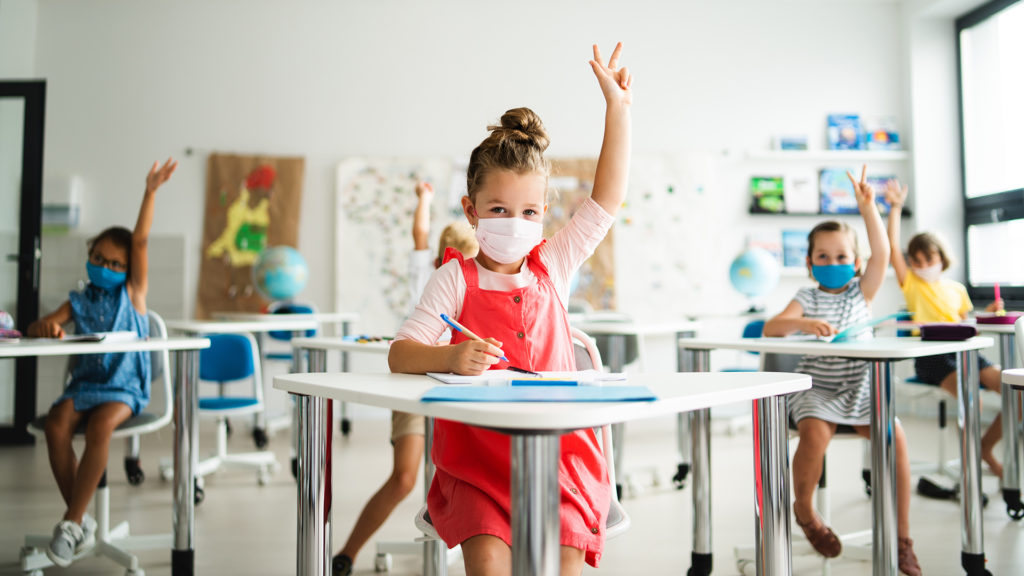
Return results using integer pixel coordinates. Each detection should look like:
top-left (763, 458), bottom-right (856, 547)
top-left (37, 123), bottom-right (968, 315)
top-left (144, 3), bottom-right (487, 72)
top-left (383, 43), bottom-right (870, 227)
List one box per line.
top-left (750, 176), bottom-right (786, 214)
top-left (863, 116), bottom-right (901, 151)
top-left (826, 113), bottom-right (862, 150)
top-left (819, 167), bottom-right (858, 214)
top-left (865, 175), bottom-right (895, 214)
top-left (782, 229), bottom-right (810, 267)
top-left (784, 172), bottom-right (819, 214)
top-left (773, 135), bottom-right (808, 151)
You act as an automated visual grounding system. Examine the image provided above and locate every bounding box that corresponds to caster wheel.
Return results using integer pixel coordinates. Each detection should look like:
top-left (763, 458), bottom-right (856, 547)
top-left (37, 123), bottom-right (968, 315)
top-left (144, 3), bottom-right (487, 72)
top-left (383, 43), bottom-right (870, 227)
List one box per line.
top-left (125, 457), bottom-right (145, 486)
top-left (374, 552), bottom-right (393, 572)
top-left (253, 427), bottom-right (269, 449)
top-left (862, 469), bottom-right (872, 496)
top-left (736, 559), bottom-right (754, 576)
top-left (125, 569), bottom-right (145, 576)
top-left (225, 418), bottom-right (232, 437)
top-left (291, 457), bottom-right (298, 480)
top-left (672, 463), bottom-right (690, 490)
top-left (26, 571), bottom-right (43, 576)
top-left (258, 469), bottom-right (270, 486)
top-left (615, 483), bottom-right (623, 501)
top-left (341, 419), bottom-right (351, 436)
top-left (195, 481), bottom-right (205, 505)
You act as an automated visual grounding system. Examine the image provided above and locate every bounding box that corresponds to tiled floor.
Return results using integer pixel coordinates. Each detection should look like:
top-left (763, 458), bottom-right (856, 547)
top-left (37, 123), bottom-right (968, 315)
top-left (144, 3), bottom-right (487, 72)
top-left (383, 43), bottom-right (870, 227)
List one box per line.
top-left (1, 407), bottom-right (1022, 575)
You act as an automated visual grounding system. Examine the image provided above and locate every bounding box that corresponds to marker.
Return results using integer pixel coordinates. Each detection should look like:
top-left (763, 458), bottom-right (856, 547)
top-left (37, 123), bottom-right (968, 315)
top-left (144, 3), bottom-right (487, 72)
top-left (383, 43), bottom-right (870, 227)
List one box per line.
top-left (440, 313), bottom-right (509, 362)
top-left (995, 283), bottom-right (1005, 316)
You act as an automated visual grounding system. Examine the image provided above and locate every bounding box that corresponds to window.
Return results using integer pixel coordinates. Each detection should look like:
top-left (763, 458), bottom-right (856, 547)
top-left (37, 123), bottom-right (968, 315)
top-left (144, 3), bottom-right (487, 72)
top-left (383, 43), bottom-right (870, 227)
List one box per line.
top-left (957, 0), bottom-right (1024, 303)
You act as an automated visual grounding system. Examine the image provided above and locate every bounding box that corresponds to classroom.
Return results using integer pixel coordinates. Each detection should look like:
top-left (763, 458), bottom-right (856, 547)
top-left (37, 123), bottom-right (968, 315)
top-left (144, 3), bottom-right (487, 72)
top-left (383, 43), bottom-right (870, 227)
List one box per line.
top-left (1, 0), bottom-right (1022, 574)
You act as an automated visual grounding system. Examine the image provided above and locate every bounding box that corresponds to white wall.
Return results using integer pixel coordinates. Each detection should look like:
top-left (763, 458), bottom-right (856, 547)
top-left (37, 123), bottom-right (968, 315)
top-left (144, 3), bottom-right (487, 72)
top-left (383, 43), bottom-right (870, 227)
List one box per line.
top-left (0, 0), bottom-right (37, 79)
top-left (23, 0), bottom-right (918, 331)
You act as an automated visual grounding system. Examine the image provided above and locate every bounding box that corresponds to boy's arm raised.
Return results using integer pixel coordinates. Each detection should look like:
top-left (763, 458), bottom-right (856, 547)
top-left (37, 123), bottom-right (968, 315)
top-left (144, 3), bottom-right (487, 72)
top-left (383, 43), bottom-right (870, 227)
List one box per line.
top-left (589, 42), bottom-right (632, 217)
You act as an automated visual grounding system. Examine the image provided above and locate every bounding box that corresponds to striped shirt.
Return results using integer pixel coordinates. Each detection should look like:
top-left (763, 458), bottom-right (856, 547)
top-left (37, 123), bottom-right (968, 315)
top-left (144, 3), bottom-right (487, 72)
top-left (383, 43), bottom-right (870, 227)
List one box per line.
top-left (789, 280), bottom-right (873, 426)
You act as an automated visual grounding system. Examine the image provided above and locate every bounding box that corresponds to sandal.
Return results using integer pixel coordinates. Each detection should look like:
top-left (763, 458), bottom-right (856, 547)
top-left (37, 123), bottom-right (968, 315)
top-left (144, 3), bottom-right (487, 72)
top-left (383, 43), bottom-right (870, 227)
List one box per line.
top-left (793, 505), bottom-right (842, 558)
top-left (898, 537), bottom-right (922, 576)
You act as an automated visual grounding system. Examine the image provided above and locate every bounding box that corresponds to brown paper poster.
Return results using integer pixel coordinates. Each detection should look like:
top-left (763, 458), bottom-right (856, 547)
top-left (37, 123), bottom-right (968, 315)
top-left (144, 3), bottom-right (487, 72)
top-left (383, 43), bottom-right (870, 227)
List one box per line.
top-left (547, 158), bottom-right (615, 310)
top-left (196, 153), bottom-right (305, 319)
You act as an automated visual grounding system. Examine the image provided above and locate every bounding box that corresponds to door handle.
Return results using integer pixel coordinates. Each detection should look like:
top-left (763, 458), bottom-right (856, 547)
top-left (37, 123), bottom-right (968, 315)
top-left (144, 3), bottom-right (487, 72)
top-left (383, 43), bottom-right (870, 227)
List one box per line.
top-left (5, 254), bottom-right (18, 262)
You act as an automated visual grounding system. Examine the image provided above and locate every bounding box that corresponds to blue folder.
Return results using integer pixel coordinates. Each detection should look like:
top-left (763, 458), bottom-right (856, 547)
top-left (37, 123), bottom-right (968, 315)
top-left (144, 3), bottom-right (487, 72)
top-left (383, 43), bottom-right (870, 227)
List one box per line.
top-left (420, 385), bottom-right (658, 403)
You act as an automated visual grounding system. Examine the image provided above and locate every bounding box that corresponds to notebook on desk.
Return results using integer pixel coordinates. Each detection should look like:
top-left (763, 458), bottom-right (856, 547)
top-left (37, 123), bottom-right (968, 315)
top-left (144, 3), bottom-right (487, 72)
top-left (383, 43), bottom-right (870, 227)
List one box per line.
top-left (420, 385), bottom-right (657, 403)
top-left (426, 369), bottom-right (625, 386)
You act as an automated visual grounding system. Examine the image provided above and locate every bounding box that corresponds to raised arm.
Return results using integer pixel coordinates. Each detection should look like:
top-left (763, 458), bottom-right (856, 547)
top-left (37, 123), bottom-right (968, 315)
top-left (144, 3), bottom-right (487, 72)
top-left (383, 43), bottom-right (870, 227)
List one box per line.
top-left (589, 42), bottom-right (632, 216)
top-left (884, 179), bottom-right (909, 286)
top-left (847, 165), bottom-right (890, 302)
top-left (412, 181), bottom-right (434, 251)
top-left (128, 158), bottom-right (177, 313)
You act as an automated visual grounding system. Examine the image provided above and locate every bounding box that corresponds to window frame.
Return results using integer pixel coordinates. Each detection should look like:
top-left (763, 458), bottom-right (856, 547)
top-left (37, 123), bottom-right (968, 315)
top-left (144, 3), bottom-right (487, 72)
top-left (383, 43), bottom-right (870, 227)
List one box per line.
top-left (956, 0), bottom-right (1024, 306)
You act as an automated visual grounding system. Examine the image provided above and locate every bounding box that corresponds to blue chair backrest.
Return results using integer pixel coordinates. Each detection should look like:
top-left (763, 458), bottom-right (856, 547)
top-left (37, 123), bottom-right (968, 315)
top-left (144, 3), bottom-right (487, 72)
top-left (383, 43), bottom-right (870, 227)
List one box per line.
top-left (269, 303), bottom-right (317, 341)
top-left (742, 320), bottom-right (766, 339)
top-left (200, 334), bottom-right (256, 383)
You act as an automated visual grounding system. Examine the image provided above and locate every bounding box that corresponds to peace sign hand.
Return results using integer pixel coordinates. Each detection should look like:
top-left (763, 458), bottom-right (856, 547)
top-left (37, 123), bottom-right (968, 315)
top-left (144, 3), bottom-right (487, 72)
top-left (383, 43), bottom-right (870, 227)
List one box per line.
top-left (146, 157), bottom-right (178, 195)
top-left (846, 165), bottom-right (876, 213)
top-left (590, 42), bottom-right (633, 107)
top-left (883, 178), bottom-right (908, 209)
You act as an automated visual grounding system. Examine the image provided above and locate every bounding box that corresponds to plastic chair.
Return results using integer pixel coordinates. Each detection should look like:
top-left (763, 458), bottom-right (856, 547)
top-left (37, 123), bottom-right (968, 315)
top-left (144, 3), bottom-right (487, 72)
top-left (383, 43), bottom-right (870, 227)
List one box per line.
top-left (734, 352), bottom-right (871, 576)
top-left (19, 311), bottom-right (173, 576)
top-left (405, 327), bottom-right (630, 568)
top-left (161, 332), bottom-right (278, 491)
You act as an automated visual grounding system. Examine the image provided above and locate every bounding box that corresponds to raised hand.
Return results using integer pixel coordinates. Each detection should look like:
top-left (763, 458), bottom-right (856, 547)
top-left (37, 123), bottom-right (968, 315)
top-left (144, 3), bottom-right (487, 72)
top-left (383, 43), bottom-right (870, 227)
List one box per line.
top-left (590, 42), bottom-right (633, 106)
top-left (846, 165), bottom-right (876, 213)
top-left (145, 157), bottom-right (178, 194)
top-left (884, 178), bottom-right (908, 209)
top-left (415, 181), bottom-right (434, 200)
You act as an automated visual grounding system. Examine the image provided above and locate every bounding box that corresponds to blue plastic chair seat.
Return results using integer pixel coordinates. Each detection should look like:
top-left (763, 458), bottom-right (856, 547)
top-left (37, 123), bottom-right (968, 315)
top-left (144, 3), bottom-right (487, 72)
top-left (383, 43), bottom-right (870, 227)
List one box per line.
top-left (199, 397), bottom-right (260, 411)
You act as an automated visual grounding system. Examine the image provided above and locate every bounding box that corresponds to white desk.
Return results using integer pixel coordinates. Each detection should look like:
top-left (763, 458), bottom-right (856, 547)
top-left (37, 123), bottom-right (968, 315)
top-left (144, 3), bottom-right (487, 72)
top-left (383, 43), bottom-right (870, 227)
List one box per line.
top-left (0, 337), bottom-right (211, 576)
top-left (678, 336), bottom-right (994, 576)
top-left (275, 371), bottom-right (810, 576)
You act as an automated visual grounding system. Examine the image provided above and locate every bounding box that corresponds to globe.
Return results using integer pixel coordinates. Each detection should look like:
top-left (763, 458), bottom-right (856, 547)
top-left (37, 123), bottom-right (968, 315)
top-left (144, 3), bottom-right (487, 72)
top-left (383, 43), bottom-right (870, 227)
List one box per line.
top-left (252, 246), bottom-right (309, 301)
top-left (729, 247), bottom-right (780, 312)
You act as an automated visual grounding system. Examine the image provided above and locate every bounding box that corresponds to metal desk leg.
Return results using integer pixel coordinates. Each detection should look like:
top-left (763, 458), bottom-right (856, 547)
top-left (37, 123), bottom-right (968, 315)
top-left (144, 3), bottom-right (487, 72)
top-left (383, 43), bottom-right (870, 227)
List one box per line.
top-left (292, 349), bottom-right (327, 480)
top-left (339, 327), bottom-right (351, 436)
top-left (296, 393), bottom-right (333, 576)
top-left (674, 334), bottom-right (693, 489)
top-left (511, 434), bottom-right (561, 576)
top-left (172, 348), bottom-right (198, 576)
top-left (683, 348), bottom-right (712, 576)
top-left (423, 418), bottom-right (447, 576)
top-left (957, 350), bottom-right (990, 575)
top-left (608, 334), bottom-right (627, 499)
top-left (869, 360), bottom-right (897, 576)
top-left (753, 394), bottom-right (791, 576)
top-left (1002, 377), bottom-right (1024, 520)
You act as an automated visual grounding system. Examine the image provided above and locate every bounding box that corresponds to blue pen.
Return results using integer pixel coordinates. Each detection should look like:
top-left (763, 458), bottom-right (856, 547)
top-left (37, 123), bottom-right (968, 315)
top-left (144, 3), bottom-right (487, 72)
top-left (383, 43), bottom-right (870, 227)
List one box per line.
top-left (440, 313), bottom-right (509, 362)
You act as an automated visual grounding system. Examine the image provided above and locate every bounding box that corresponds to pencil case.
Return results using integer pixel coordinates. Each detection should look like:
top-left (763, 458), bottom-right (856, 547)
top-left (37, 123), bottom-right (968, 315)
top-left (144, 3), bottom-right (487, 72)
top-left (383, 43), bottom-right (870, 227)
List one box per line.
top-left (976, 311), bottom-right (1023, 325)
top-left (919, 323), bottom-right (978, 341)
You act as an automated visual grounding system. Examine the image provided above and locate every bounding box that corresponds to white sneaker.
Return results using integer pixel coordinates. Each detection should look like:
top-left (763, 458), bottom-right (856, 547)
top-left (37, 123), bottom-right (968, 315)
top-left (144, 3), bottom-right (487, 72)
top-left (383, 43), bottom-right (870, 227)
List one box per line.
top-left (78, 514), bottom-right (97, 553)
top-left (46, 520), bottom-right (84, 567)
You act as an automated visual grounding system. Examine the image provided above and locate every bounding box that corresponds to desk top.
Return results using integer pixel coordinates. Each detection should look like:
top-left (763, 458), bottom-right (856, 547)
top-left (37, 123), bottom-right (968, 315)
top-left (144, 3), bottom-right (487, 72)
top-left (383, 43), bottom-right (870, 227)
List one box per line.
top-left (896, 321), bottom-right (1016, 335)
top-left (274, 371), bottom-right (809, 432)
top-left (292, 337), bottom-right (390, 354)
top-left (1004, 369), bottom-right (1024, 388)
top-left (0, 337), bottom-right (210, 358)
top-left (677, 336), bottom-right (994, 360)
top-left (166, 319), bottom-right (319, 334)
top-left (571, 319), bottom-right (700, 337)
top-left (212, 312), bottom-right (359, 324)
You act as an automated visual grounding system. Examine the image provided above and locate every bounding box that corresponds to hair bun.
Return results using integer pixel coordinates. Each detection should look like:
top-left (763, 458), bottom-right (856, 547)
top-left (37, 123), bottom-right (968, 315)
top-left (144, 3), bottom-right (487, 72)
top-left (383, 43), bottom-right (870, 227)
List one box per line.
top-left (488, 107), bottom-right (550, 153)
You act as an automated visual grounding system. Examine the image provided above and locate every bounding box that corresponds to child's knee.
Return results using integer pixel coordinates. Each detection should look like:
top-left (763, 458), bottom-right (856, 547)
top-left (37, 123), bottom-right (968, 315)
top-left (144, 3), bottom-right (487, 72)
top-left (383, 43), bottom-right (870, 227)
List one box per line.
top-left (393, 466), bottom-right (419, 496)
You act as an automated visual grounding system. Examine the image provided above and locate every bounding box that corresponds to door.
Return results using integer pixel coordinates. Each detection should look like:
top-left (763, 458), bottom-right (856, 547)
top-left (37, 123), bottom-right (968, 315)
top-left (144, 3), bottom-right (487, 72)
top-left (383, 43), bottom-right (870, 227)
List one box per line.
top-left (0, 81), bottom-right (45, 444)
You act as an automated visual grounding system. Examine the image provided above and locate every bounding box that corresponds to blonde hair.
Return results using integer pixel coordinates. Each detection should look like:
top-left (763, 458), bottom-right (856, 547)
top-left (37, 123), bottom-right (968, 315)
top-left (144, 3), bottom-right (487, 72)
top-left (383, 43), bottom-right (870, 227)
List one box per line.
top-left (466, 107), bottom-right (550, 201)
top-left (807, 220), bottom-right (862, 274)
top-left (436, 221), bottom-right (478, 265)
top-left (907, 232), bottom-right (952, 271)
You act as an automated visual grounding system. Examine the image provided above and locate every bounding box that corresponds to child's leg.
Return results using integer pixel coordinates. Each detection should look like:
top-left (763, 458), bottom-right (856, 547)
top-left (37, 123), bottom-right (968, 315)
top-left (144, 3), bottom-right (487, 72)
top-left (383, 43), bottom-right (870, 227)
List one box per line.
top-left (44, 399), bottom-right (85, 507)
top-left (979, 365), bottom-right (1004, 478)
top-left (792, 418), bottom-right (835, 521)
top-left (854, 423), bottom-right (911, 537)
top-left (461, 534), bottom-right (511, 576)
top-left (559, 546), bottom-right (585, 576)
top-left (337, 432), bottom-right (424, 561)
top-left (66, 402), bottom-right (132, 523)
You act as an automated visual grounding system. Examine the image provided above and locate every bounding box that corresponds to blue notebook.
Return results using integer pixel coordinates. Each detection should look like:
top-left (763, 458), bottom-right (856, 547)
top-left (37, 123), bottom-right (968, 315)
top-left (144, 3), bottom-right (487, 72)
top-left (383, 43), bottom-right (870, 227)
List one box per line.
top-left (420, 385), bottom-right (658, 403)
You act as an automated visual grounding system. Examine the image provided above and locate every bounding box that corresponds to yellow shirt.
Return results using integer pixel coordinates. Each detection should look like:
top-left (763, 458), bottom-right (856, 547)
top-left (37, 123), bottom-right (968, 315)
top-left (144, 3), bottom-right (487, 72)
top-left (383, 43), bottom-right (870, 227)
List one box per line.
top-left (901, 270), bottom-right (973, 323)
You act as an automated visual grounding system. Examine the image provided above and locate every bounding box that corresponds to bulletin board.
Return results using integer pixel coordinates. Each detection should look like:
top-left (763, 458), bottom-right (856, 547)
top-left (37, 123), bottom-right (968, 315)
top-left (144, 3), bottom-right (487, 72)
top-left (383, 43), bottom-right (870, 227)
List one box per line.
top-left (196, 153), bottom-right (305, 319)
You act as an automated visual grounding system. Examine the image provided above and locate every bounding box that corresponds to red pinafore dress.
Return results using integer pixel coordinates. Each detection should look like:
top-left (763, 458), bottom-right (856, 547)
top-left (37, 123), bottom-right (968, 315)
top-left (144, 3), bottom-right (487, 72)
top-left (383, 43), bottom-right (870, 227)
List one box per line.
top-left (427, 245), bottom-right (611, 567)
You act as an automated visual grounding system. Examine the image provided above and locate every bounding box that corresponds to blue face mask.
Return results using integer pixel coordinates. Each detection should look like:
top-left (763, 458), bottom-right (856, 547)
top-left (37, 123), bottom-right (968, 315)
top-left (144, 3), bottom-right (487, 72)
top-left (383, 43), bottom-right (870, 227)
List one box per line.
top-left (86, 262), bottom-right (127, 291)
top-left (812, 264), bottom-right (856, 290)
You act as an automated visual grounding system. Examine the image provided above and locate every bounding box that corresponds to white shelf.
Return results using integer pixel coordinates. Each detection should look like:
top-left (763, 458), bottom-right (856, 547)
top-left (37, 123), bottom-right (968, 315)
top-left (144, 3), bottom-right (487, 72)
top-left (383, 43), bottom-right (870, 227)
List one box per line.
top-left (745, 149), bottom-right (910, 162)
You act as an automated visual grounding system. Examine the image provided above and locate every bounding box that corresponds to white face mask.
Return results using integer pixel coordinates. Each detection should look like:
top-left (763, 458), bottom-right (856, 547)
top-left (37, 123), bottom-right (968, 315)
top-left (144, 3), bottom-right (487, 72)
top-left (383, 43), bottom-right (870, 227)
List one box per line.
top-left (474, 217), bottom-right (544, 265)
top-left (913, 263), bottom-right (943, 283)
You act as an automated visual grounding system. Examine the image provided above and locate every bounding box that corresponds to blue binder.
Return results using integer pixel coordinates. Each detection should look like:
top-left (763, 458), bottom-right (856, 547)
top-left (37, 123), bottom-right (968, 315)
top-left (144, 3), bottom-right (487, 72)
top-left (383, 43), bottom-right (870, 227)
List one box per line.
top-left (420, 385), bottom-right (658, 403)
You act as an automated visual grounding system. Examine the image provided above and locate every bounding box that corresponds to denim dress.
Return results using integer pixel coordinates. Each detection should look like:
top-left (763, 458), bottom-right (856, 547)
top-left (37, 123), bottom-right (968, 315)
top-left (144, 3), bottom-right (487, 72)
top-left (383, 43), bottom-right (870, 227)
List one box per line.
top-left (54, 284), bottom-right (151, 415)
